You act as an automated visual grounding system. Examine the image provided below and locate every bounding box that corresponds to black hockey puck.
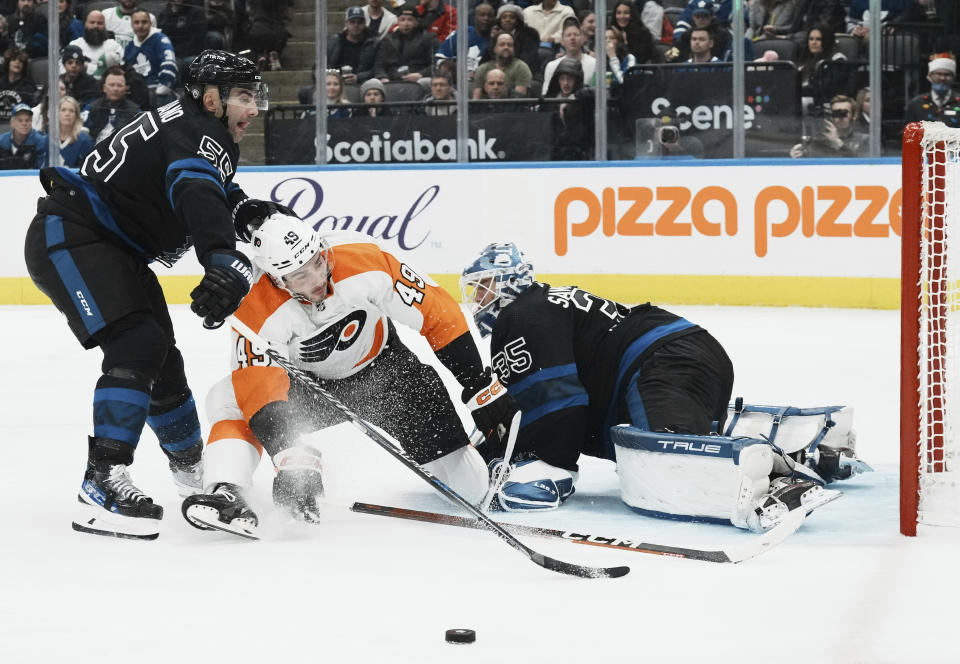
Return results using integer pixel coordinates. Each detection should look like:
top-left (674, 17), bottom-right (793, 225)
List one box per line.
top-left (445, 628), bottom-right (476, 644)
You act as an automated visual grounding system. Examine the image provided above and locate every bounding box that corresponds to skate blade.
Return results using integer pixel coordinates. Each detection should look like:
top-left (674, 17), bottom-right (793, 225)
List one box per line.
top-left (72, 500), bottom-right (160, 540)
top-left (184, 504), bottom-right (259, 541)
top-left (800, 487), bottom-right (843, 515)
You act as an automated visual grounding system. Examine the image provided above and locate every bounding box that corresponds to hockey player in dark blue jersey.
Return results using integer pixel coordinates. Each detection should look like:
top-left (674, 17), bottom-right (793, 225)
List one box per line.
top-left (460, 243), bottom-right (868, 530)
top-left (23, 50), bottom-right (291, 540)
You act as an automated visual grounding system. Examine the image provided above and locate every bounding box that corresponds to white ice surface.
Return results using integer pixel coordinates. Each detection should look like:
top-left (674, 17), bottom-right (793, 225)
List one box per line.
top-left (2, 304), bottom-right (959, 664)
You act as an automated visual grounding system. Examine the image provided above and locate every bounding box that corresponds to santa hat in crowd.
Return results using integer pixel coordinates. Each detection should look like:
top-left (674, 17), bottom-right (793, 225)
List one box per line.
top-left (928, 53), bottom-right (956, 76)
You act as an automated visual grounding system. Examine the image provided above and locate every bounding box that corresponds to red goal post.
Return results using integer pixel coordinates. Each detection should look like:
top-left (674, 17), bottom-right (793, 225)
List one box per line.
top-left (901, 121), bottom-right (960, 536)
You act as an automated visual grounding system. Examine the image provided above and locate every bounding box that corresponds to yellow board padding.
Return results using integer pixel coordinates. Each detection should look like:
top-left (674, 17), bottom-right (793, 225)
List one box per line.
top-left (4, 274), bottom-right (900, 309)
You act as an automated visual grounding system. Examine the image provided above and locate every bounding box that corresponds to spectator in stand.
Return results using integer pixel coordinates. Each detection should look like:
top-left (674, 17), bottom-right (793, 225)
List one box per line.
top-left (436, 1), bottom-right (494, 76)
top-left (577, 9), bottom-right (595, 54)
top-left (421, 67), bottom-right (454, 115)
top-left (301, 69), bottom-right (353, 119)
top-left (82, 65), bottom-right (141, 142)
top-left (797, 23), bottom-right (846, 109)
top-left (603, 25), bottom-right (635, 92)
top-left (58, 0), bottom-right (83, 45)
top-left (472, 32), bottom-right (531, 98)
top-left (158, 0), bottom-right (208, 62)
top-left (0, 45), bottom-right (37, 119)
top-left (52, 94), bottom-right (94, 167)
top-left (31, 78), bottom-right (66, 133)
top-left (124, 9), bottom-right (178, 107)
top-left (686, 26), bottom-right (719, 62)
top-left (6, 0), bottom-right (48, 57)
top-left (104, 0), bottom-right (159, 51)
top-left (415, 0), bottom-right (456, 43)
top-left (492, 4), bottom-right (540, 76)
top-left (522, 0), bottom-right (573, 45)
top-left (328, 6), bottom-right (378, 86)
top-left (787, 0), bottom-right (846, 41)
top-left (0, 16), bottom-right (11, 56)
top-left (67, 9), bottom-right (124, 80)
top-left (638, 0), bottom-right (674, 45)
top-left (854, 85), bottom-right (870, 133)
top-left (204, 0), bottom-right (235, 50)
top-left (544, 56), bottom-right (582, 98)
top-left (247, 0), bottom-right (293, 71)
top-left (790, 94), bottom-right (868, 157)
top-left (748, 0), bottom-right (802, 40)
top-left (359, 77), bottom-right (391, 116)
top-left (61, 45), bottom-right (101, 106)
top-left (363, 0), bottom-right (396, 38)
top-left (665, 1), bottom-right (729, 62)
top-left (541, 22), bottom-right (594, 94)
top-left (0, 101), bottom-right (45, 168)
top-left (846, 0), bottom-right (912, 40)
top-left (611, 1), bottom-right (658, 64)
top-left (905, 54), bottom-right (960, 129)
top-left (476, 66), bottom-right (526, 111)
top-left (373, 6), bottom-right (437, 83)
top-left (673, 0), bottom-right (732, 48)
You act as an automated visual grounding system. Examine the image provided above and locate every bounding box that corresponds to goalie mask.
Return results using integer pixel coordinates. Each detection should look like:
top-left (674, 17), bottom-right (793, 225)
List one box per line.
top-left (459, 242), bottom-right (535, 337)
top-left (250, 215), bottom-right (334, 304)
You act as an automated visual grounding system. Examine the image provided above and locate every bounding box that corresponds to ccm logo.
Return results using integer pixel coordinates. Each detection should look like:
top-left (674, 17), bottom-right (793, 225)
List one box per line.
top-left (658, 441), bottom-right (722, 454)
top-left (473, 380), bottom-right (503, 406)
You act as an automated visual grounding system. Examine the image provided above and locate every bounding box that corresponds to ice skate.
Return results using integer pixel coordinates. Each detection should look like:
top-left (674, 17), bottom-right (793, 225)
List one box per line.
top-left (747, 476), bottom-right (842, 532)
top-left (72, 462), bottom-right (163, 540)
top-left (166, 442), bottom-right (204, 498)
top-left (182, 483), bottom-right (259, 540)
top-left (273, 446), bottom-right (324, 523)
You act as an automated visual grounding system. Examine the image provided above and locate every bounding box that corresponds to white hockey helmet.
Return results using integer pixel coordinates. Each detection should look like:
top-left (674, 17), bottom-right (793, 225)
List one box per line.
top-left (459, 242), bottom-right (535, 337)
top-left (250, 214), bottom-right (334, 298)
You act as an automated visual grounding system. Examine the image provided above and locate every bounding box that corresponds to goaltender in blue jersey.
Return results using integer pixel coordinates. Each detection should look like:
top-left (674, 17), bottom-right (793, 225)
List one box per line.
top-left (459, 242), bottom-right (871, 530)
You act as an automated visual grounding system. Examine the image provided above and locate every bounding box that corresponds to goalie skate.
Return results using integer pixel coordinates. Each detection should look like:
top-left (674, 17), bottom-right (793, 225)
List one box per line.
top-left (72, 463), bottom-right (163, 541)
top-left (748, 476), bottom-right (842, 532)
top-left (182, 483), bottom-right (259, 540)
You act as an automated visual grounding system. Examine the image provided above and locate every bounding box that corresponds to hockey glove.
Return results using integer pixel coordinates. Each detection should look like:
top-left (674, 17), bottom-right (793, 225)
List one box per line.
top-left (190, 250), bottom-right (254, 329)
top-left (461, 368), bottom-right (519, 454)
top-left (233, 198), bottom-right (298, 241)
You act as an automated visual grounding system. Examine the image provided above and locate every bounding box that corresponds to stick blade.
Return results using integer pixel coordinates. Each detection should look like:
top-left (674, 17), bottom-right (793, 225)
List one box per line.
top-left (534, 553), bottom-right (630, 579)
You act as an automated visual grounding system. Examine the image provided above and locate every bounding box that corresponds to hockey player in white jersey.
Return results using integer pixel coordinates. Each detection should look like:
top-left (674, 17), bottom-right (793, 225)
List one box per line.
top-left (459, 242), bottom-right (871, 531)
top-left (181, 213), bottom-right (518, 538)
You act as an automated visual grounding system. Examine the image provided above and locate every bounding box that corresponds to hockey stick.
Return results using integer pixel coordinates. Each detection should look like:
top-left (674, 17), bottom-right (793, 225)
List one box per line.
top-left (350, 497), bottom-right (834, 564)
top-left (228, 316), bottom-right (629, 580)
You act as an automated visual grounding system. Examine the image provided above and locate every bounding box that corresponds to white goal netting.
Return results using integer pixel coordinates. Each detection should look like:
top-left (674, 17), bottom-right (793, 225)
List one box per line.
top-left (916, 122), bottom-right (960, 527)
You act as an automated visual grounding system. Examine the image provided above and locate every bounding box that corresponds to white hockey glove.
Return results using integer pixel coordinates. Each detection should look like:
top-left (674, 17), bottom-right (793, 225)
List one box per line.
top-left (155, 84), bottom-right (171, 96)
top-left (461, 368), bottom-right (519, 454)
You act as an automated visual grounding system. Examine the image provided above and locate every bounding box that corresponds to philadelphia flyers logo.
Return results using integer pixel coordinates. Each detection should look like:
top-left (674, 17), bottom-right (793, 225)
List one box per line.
top-left (298, 310), bottom-right (367, 363)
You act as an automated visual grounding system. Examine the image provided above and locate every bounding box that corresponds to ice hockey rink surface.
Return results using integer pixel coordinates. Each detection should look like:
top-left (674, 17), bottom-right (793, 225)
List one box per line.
top-left (2, 303), bottom-right (958, 664)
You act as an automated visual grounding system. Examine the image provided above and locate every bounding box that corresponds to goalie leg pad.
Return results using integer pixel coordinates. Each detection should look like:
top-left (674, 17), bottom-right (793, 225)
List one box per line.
top-left (612, 425), bottom-right (774, 530)
top-left (495, 458), bottom-right (578, 512)
top-left (423, 444), bottom-right (489, 506)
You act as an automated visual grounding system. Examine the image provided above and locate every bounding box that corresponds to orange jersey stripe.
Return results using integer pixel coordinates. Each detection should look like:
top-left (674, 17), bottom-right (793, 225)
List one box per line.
top-left (232, 365), bottom-right (290, 422)
top-left (234, 274), bottom-right (292, 334)
top-left (207, 419), bottom-right (263, 455)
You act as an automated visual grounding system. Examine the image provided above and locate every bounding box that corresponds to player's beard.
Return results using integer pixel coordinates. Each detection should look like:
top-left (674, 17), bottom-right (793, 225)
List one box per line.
top-left (84, 28), bottom-right (107, 46)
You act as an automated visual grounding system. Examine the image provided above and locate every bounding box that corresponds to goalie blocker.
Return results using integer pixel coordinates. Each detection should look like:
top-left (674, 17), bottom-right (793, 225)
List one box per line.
top-left (613, 401), bottom-right (869, 532)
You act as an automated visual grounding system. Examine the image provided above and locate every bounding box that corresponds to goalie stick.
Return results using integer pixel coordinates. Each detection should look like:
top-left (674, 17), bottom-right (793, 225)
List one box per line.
top-left (228, 316), bottom-right (629, 580)
top-left (350, 495), bottom-right (839, 563)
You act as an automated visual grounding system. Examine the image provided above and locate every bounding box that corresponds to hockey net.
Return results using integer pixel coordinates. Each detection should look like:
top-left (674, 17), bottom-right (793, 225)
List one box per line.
top-left (901, 122), bottom-right (960, 535)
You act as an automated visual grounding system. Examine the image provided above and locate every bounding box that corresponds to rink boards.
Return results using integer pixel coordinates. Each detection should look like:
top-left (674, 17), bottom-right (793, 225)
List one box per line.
top-left (1, 158), bottom-right (902, 308)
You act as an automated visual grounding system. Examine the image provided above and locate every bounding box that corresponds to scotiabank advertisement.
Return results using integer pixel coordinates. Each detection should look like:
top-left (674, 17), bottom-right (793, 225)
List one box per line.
top-left (2, 161), bottom-right (902, 306)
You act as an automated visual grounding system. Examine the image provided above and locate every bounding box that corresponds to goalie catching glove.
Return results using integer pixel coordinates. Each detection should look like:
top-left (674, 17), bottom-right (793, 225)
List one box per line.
top-left (461, 368), bottom-right (519, 454)
top-left (232, 198), bottom-right (299, 241)
top-left (190, 249), bottom-right (254, 328)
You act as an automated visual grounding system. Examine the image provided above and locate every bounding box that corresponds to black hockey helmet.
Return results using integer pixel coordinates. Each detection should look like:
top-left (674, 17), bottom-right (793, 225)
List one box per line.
top-left (184, 50), bottom-right (269, 111)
